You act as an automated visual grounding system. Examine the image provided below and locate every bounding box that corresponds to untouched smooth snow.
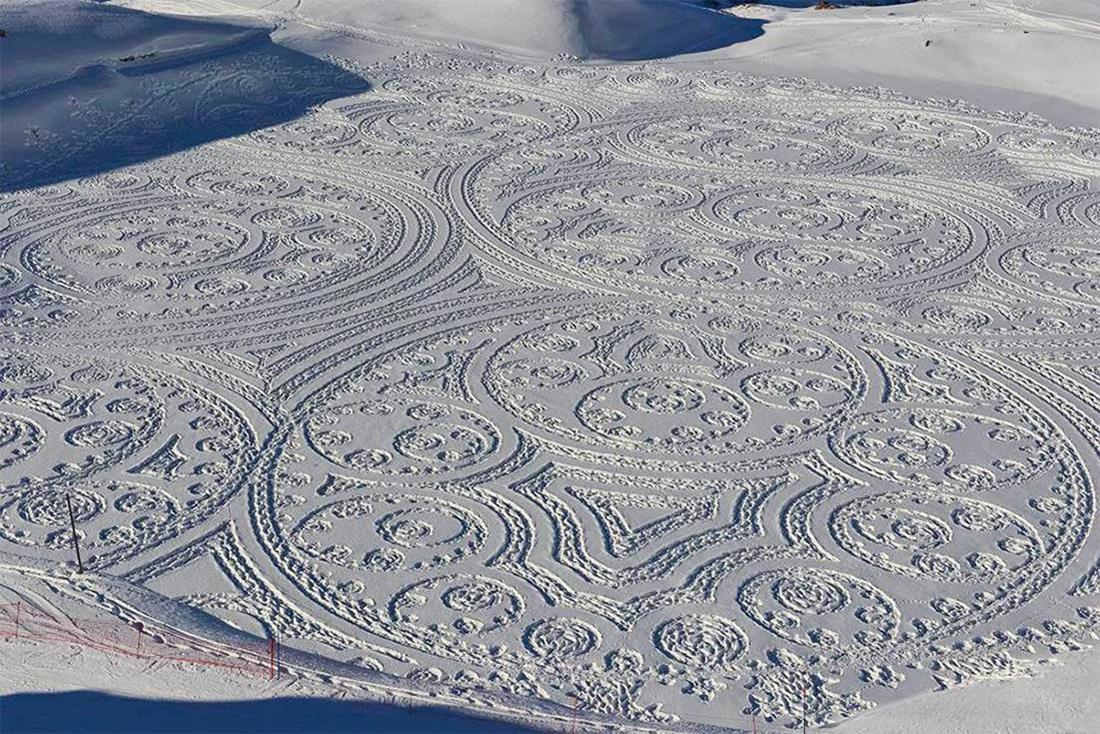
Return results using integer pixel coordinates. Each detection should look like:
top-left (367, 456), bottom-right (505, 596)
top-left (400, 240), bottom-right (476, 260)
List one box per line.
top-left (1, 2), bottom-right (1099, 733)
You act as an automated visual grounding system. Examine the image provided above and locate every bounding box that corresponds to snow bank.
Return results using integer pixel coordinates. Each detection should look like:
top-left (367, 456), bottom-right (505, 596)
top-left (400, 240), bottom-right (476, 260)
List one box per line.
top-left (286, 0), bottom-right (764, 60)
top-left (0, 1), bottom-right (264, 95)
top-left (0, 2), bottom-right (369, 191)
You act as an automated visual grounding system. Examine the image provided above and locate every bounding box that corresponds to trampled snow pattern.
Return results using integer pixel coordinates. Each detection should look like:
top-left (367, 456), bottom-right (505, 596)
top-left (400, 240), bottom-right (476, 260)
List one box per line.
top-left (3, 42), bottom-right (1100, 732)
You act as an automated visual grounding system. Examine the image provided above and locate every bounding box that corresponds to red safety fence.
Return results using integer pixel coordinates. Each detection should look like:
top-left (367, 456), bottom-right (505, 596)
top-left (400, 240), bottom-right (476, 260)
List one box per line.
top-left (2, 601), bottom-right (786, 733)
top-left (0, 601), bottom-right (277, 680)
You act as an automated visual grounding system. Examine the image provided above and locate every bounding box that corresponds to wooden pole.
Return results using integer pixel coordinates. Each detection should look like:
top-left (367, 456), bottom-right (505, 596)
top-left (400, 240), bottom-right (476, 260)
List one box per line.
top-left (65, 494), bottom-right (84, 574)
top-left (269, 636), bottom-right (276, 680)
top-left (134, 622), bottom-right (143, 655)
top-left (752, 712), bottom-right (757, 734)
top-left (12, 601), bottom-right (20, 639)
top-left (802, 678), bottom-right (808, 734)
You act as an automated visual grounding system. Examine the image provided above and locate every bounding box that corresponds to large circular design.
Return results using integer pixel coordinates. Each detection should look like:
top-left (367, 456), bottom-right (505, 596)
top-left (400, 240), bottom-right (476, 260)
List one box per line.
top-left (389, 574), bottom-right (525, 637)
top-left (304, 399), bottom-right (502, 478)
top-left (472, 142), bottom-right (978, 295)
top-left (59, 209), bottom-right (248, 270)
top-left (737, 567), bottom-right (900, 650)
top-left (990, 229), bottom-right (1100, 306)
top-left (523, 617), bottom-right (602, 662)
top-left (829, 408), bottom-right (1053, 491)
top-left (484, 308), bottom-right (863, 457)
top-left (703, 181), bottom-right (947, 246)
top-left (358, 107), bottom-right (555, 155)
top-left (829, 490), bottom-right (1043, 584)
top-left (290, 494), bottom-right (488, 573)
top-left (22, 195), bottom-right (389, 308)
top-left (828, 112), bottom-right (992, 159)
top-left (248, 113), bottom-right (361, 155)
top-left (653, 614), bottom-right (747, 671)
top-left (621, 113), bottom-right (856, 173)
top-left (0, 349), bottom-right (253, 569)
top-left (8, 160), bottom-right (448, 325)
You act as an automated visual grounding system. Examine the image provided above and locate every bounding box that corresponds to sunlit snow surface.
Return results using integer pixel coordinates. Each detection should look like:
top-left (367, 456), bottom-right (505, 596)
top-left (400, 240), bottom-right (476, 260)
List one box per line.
top-left (1, 1), bottom-right (1100, 732)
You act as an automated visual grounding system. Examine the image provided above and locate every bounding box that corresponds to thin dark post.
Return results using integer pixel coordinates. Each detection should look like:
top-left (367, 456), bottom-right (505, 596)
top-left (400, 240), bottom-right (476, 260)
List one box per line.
top-left (801, 677), bottom-right (808, 734)
top-left (65, 494), bottom-right (84, 573)
top-left (752, 713), bottom-right (757, 734)
top-left (134, 622), bottom-right (143, 655)
top-left (269, 635), bottom-right (275, 680)
top-left (13, 601), bottom-right (20, 639)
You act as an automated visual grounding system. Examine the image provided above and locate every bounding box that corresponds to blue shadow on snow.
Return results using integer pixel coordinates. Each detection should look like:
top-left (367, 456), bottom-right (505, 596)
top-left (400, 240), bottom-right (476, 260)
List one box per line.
top-left (0, 6), bottom-right (370, 192)
top-left (0, 690), bottom-right (555, 733)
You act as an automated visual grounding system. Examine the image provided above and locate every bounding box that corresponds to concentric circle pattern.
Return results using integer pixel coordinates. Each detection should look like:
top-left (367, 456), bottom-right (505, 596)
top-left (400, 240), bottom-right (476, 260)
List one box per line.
top-left (2, 44), bottom-right (1100, 733)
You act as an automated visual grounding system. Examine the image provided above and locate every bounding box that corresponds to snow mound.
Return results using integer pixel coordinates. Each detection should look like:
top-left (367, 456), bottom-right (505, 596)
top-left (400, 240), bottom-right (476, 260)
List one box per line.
top-left (295, 0), bottom-right (764, 59)
top-left (0, 1), bottom-right (266, 95)
top-left (0, 1), bottom-right (369, 190)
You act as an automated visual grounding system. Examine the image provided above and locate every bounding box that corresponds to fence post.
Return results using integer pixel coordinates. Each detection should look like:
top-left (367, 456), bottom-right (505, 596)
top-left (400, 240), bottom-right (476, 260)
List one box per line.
top-left (12, 601), bottom-right (20, 640)
top-left (801, 676), bottom-right (808, 734)
top-left (268, 635), bottom-right (276, 680)
top-left (134, 622), bottom-right (143, 656)
top-left (752, 712), bottom-right (757, 734)
top-left (66, 494), bottom-right (85, 574)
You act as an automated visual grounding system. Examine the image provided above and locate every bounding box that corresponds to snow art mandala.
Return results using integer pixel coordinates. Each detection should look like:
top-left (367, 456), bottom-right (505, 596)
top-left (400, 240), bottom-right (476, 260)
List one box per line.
top-left (1, 41), bottom-right (1099, 734)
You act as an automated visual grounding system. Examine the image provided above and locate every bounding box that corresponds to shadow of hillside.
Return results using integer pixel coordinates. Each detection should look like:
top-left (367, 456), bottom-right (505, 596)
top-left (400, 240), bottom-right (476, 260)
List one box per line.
top-left (0, 8), bottom-right (369, 192)
top-left (552, 0), bottom-right (767, 61)
top-left (0, 691), bottom-right (555, 734)
top-left (600, 16), bottom-right (767, 61)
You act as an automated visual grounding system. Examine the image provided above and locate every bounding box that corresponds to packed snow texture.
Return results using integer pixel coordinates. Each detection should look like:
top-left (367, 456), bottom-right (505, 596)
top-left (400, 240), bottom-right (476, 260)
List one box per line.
top-left (1, 1), bottom-right (1099, 732)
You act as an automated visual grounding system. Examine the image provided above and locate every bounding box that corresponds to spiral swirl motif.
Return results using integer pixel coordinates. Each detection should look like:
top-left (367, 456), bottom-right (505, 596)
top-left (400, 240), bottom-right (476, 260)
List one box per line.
top-left (829, 490), bottom-right (1043, 584)
top-left (829, 408), bottom-right (1052, 490)
top-left (65, 420), bottom-right (136, 448)
top-left (0, 360), bottom-right (54, 387)
top-left (705, 182), bottom-right (941, 246)
top-left (623, 114), bottom-right (852, 173)
top-left (291, 494), bottom-right (487, 573)
top-left (738, 568), bottom-right (899, 649)
top-left (828, 112), bottom-right (992, 158)
top-left (390, 575), bottom-right (524, 637)
top-left (653, 614), bottom-right (747, 671)
top-left (305, 399), bottom-right (502, 478)
top-left (524, 618), bottom-right (601, 662)
top-left (0, 413), bottom-right (42, 473)
top-left (16, 486), bottom-right (105, 527)
top-left (773, 573), bottom-right (849, 615)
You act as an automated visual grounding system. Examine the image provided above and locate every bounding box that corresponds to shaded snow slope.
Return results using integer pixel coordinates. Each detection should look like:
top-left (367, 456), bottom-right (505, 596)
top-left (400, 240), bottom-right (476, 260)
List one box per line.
top-left (1, 1), bottom-right (262, 95)
top-left (0, 2), bottom-right (369, 190)
top-left (256, 0), bottom-right (766, 60)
